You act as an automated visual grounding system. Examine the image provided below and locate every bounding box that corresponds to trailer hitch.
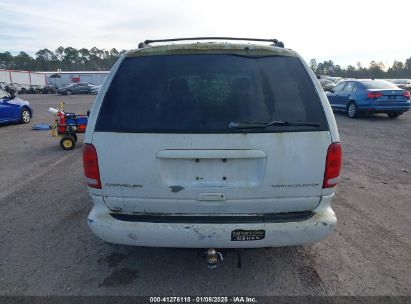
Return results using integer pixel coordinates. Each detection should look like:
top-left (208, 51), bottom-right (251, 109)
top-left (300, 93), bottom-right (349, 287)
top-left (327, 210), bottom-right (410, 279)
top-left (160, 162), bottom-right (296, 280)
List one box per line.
top-left (205, 248), bottom-right (223, 269)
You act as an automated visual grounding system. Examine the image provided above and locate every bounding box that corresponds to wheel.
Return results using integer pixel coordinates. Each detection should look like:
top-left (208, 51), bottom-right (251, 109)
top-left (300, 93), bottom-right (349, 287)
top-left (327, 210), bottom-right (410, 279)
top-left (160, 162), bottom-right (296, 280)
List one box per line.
top-left (347, 102), bottom-right (360, 118)
top-left (20, 108), bottom-right (31, 124)
top-left (60, 136), bottom-right (76, 150)
top-left (387, 113), bottom-right (401, 118)
top-left (66, 90), bottom-right (72, 95)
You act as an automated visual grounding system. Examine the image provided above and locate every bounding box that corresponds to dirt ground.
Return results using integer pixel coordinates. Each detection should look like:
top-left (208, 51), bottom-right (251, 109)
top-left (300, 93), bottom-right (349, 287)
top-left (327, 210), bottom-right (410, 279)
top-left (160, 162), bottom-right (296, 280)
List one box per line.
top-left (0, 94), bottom-right (410, 296)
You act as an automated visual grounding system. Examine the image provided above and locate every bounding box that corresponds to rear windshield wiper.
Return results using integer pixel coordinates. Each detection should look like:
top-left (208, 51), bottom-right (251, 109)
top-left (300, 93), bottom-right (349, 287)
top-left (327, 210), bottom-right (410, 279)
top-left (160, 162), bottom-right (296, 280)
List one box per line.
top-left (229, 120), bottom-right (321, 129)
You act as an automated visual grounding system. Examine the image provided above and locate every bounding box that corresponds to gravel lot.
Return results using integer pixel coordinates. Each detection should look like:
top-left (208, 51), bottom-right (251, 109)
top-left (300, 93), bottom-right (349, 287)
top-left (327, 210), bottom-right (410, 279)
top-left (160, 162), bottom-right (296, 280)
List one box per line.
top-left (0, 94), bottom-right (410, 296)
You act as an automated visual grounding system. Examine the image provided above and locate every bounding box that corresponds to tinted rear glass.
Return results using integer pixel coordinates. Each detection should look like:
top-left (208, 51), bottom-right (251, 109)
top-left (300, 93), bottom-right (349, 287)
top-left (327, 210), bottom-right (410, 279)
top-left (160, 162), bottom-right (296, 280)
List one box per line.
top-left (96, 55), bottom-right (328, 133)
top-left (362, 80), bottom-right (399, 89)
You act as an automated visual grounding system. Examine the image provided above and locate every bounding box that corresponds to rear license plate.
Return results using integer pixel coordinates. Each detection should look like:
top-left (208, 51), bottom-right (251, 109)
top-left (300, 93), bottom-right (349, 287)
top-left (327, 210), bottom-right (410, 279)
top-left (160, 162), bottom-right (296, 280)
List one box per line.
top-left (388, 96), bottom-right (396, 100)
top-left (231, 229), bottom-right (265, 241)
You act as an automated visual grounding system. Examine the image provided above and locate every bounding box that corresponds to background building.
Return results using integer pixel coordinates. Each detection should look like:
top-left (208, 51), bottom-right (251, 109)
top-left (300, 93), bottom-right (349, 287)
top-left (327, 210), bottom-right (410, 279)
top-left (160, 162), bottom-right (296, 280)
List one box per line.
top-left (0, 69), bottom-right (46, 87)
top-left (39, 71), bottom-right (110, 87)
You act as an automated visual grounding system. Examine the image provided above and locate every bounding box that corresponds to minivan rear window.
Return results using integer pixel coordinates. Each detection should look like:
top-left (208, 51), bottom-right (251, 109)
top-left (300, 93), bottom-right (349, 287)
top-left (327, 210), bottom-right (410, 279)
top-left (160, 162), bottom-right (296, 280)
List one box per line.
top-left (96, 54), bottom-right (328, 133)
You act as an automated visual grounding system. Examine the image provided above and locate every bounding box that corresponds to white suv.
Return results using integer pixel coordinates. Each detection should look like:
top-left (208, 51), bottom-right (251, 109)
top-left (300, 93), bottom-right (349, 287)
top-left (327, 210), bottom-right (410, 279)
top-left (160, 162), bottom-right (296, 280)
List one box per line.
top-left (83, 38), bottom-right (341, 248)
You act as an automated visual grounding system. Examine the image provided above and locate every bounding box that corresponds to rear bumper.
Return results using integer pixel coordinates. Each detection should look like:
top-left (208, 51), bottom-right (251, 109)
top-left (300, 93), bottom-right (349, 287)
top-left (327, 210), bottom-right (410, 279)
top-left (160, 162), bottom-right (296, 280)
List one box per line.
top-left (358, 102), bottom-right (410, 112)
top-left (87, 194), bottom-right (337, 248)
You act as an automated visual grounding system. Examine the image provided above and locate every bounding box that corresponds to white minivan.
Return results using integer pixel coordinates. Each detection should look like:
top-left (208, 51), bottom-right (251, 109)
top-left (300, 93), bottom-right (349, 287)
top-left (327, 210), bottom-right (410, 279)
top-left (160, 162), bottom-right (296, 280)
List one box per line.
top-left (83, 38), bottom-right (342, 249)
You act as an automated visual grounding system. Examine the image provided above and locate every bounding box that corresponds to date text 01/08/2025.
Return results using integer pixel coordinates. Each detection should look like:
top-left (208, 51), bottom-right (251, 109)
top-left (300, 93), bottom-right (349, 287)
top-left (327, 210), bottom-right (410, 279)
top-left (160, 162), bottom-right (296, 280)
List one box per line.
top-left (149, 296), bottom-right (258, 303)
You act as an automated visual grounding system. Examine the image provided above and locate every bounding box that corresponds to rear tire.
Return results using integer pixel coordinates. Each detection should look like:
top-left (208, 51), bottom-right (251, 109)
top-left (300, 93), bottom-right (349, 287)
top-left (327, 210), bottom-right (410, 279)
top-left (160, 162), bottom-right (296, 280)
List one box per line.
top-left (387, 112), bottom-right (401, 118)
top-left (347, 102), bottom-right (360, 118)
top-left (20, 109), bottom-right (31, 124)
top-left (60, 136), bottom-right (76, 150)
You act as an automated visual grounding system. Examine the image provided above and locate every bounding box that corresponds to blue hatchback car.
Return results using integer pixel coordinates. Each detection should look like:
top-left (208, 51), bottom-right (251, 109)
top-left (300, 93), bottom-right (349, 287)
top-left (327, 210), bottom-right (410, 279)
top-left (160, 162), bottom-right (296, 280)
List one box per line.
top-left (326, 79), bottom-right (411, 118)
top-left (0, 89), bottom-right (33, 124)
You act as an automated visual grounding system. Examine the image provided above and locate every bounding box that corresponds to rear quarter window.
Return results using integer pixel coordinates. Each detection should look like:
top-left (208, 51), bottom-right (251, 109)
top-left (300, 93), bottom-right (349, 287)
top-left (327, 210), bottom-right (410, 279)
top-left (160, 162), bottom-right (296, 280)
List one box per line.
top-left (95, 54), bottom-right (329, 133)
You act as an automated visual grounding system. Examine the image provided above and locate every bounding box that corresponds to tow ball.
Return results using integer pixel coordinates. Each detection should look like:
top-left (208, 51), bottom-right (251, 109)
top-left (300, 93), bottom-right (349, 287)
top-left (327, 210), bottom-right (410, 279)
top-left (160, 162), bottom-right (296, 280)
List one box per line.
top-left (206, 248), bottom-right (223, 269)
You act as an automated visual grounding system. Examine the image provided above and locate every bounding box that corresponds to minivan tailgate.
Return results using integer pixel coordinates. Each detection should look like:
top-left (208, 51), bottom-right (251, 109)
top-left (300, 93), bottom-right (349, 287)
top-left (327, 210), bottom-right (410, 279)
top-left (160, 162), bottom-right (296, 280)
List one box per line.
top-left (92, 131), bottom-right (331, 213)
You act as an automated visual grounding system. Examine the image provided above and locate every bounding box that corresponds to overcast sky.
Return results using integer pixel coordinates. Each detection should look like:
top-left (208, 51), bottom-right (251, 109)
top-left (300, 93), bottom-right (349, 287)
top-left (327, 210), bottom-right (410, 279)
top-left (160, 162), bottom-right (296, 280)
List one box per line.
top-left (1, 0), bottom-right (410, 68)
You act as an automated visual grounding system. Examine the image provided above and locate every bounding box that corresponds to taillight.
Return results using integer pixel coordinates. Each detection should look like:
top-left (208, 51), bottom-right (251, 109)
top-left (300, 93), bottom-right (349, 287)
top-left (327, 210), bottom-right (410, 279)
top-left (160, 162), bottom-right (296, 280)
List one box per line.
top-left (323, 142), bottom-right (342, 188)
top-left (403, 90), bottom-right (410, 100)
top-left (83, 144), bottom-right (101, 189)
top-left (367, 91), bottom-right (383, 99)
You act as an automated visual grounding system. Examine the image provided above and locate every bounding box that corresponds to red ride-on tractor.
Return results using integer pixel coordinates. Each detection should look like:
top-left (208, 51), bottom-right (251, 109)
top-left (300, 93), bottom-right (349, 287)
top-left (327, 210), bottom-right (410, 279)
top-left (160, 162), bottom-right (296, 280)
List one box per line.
top-left (49, 102), bottom-right (89, 150)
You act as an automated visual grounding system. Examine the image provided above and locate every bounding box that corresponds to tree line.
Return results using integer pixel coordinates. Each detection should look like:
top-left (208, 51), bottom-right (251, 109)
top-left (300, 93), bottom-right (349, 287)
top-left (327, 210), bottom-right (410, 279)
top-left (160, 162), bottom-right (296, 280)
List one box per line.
top-left (310, 58), bottom-right (411, 79)
top-left (1, 46), bottom-right (411, 79)
top-left (0, 47), bottom-right (127, 71)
